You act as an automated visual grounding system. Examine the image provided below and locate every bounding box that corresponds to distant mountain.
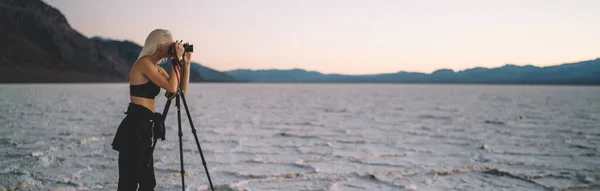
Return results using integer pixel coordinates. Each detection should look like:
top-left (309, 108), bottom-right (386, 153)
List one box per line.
top-left (226, 69), bottom-right (326, 82)
top-left (89, 36), bottom-right (141, 69)
top-left (188, 62), bottom-right (238, 82)
top-left (0, 0), bottom-right (237, 83)
top-left (226, 59), bottom-right (600, 84)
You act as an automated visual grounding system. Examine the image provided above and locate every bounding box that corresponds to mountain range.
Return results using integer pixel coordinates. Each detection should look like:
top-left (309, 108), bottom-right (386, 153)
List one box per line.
top-left (226, 58), bottom-right (600, 84)
top-left (0, 0), bottom-right (598, 85)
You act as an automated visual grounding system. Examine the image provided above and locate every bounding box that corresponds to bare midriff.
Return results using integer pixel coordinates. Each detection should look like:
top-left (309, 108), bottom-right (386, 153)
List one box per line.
top-left (130, 96), bottom-right (156, 112)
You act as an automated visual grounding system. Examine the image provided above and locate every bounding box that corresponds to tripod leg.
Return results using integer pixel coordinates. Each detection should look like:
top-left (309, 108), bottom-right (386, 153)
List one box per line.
top-left (176, 94), bottom-right (186, 191)
top-left (179, 91), bottom-right (215, 191)
top-left (162, 98), bottom-right (173, 122)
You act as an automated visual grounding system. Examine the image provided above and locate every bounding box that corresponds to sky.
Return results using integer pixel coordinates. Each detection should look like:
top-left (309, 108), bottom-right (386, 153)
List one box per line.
top-left (43, 0), bottom-right (600, 75)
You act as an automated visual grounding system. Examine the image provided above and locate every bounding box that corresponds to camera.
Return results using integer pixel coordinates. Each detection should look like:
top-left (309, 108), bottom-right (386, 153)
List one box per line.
top-left (168, 42), bottom-right (194, 56)
top-left (183, 44), bottom-right (193, 53)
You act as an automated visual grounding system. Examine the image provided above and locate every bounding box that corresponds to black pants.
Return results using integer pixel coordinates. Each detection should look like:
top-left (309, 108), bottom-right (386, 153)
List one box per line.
top-left (112, 103), bottom-right (157, 191)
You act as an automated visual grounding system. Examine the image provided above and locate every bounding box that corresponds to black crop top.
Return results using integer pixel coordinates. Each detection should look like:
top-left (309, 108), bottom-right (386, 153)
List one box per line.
top-left (130, 80), bottom-right (160, 99)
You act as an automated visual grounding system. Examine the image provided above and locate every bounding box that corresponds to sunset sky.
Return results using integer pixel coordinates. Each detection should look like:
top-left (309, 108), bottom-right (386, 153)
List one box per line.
top-left (43, 0), bottom-right (600, 75)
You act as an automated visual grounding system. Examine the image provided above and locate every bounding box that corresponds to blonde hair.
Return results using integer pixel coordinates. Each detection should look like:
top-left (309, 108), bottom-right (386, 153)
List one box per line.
top-left (137, 29), bottom-right (173, 60)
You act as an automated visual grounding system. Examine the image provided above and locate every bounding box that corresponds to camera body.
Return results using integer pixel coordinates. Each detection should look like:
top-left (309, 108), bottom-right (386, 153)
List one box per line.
top-left (183, 44), bottom-right (193, 53)
top-left (168, 42), bottom-right (194, 56)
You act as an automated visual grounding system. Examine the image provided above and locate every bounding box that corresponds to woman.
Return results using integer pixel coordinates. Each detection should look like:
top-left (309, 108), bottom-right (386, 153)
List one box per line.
top-left (112, 29), bottom-right (192, 191)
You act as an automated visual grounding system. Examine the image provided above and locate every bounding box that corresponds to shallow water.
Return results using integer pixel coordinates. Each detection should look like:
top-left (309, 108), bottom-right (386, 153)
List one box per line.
top-left (0, 83), bottom-right (599, 191)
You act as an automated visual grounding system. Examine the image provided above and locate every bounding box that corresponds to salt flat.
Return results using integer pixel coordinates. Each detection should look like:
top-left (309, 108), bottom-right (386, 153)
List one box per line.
top-left (0, 83), bottom-right (599, 191)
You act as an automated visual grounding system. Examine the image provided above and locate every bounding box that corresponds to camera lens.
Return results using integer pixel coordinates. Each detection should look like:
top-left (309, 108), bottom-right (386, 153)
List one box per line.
top-left (184, 44), bottom-right (193, 53)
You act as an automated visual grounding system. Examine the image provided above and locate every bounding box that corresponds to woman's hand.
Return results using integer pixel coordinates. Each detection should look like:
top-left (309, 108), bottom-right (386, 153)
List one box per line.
top-left (174, 40), bottom-right (185, 61)
top-left (183, 42), bottom-right (192, 65)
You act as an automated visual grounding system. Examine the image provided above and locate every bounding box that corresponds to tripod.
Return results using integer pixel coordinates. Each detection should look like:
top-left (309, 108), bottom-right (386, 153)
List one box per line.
top-left (148, 56), bottom-right (215, 191)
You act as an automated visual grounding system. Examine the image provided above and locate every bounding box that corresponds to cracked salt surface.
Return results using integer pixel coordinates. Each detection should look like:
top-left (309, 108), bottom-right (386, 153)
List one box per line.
top-left (1, 83), bottom-right (599, 191)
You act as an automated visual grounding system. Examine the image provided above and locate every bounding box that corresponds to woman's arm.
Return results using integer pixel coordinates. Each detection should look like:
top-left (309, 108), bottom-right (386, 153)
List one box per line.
top-left (180, 42), bottom-right (193, 95)
top-left (180, 62), bottom-right (191, 95)
top-left (157, 66), bottom-right (169, 78)
top-left (138, 59), bottom-right (178, 93)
